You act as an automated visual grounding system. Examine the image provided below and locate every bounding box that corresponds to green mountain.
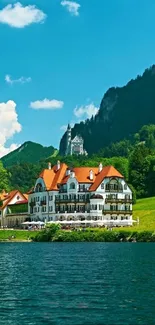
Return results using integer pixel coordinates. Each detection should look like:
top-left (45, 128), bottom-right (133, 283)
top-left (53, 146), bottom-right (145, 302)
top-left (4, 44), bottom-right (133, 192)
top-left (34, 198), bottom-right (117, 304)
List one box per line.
top-left (60, 65), bottom-right (155, 155)
top-left (1, 141), bottom-right (57, 167)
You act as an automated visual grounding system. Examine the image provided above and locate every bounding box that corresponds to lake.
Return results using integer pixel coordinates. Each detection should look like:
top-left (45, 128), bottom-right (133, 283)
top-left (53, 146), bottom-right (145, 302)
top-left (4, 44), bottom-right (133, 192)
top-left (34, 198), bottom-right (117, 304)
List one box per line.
top-left (0, 242), bottom-right (155, 325)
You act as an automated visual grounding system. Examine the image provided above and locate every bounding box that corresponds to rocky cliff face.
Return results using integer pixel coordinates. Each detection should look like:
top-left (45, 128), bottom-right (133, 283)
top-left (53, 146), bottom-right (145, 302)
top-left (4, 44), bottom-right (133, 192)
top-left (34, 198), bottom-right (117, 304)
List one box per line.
top-left (59, 65), bottom-right (155, 155)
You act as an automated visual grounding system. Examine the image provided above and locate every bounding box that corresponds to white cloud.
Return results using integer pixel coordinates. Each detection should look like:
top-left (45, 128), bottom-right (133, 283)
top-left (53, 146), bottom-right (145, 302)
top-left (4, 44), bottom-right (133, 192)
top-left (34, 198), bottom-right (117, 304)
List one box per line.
top-left (0, 100), bottom-right (22, 158)
top-left (0, 143), bottom-right (20, 158)
top-left (61, 1), bottom-right (80, 16)
top-left (74, 103), bottom-right (99, 119)
top-left (0, 2), bottom-right (46, 28)
top-left (5, 74), bottom-right (31, 85)
top-left (30, 98), bottom-right (64, 110)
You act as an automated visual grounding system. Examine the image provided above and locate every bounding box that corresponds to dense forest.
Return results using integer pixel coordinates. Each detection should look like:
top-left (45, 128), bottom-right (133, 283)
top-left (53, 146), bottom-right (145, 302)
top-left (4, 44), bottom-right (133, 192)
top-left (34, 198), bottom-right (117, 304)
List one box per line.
top-left (60, 65), bottom-right (155, 155)
top-left (1, 124), bottom-right (155, 201)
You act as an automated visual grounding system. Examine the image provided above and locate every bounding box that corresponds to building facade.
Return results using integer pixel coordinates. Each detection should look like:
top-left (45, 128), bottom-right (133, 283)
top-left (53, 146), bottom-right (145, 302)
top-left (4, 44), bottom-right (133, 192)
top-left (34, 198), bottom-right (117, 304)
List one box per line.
top-left (0, 190), bottom-right (28, 228)
top-left (28, 161), bottom-right (133, 227)
top-left (65, 124), bottom-right (87, 156)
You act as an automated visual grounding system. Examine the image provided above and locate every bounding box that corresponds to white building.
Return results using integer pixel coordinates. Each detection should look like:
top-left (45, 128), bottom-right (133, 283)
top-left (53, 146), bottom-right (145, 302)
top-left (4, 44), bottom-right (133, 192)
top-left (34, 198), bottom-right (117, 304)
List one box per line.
top-left (28, 161), bottom-right (133, 227)
top-left (0, 190), bottom-right (28, 228)
top-left (65, 124), bottom-right (87, 156)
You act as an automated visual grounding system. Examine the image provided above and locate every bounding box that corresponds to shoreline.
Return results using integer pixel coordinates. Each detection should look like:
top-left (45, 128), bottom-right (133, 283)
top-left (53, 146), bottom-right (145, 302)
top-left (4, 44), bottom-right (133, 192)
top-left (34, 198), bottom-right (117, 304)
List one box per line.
top-left (0, 228), bottom-right (154, 243)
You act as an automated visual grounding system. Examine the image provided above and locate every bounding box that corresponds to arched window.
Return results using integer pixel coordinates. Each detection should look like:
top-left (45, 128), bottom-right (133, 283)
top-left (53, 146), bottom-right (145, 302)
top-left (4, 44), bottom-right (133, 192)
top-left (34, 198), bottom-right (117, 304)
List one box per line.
top-left (70, 182), bottom-right (75, 190)
top-left (124, 184), bottom-right (127, 190)
top-left (35, 183), bottom-right (43, 193)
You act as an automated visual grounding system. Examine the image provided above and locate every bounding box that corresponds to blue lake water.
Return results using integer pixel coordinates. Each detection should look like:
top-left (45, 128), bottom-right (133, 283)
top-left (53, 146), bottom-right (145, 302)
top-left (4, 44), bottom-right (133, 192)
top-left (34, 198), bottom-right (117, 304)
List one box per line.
top-left (0, 242), bottom-right (155, 325)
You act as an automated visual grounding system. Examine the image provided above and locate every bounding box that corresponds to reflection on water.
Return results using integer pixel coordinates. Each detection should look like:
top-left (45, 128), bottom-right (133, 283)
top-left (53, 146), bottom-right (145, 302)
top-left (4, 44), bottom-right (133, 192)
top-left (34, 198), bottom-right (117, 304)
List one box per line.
top-left (0, 242), bottom-right (155, 325)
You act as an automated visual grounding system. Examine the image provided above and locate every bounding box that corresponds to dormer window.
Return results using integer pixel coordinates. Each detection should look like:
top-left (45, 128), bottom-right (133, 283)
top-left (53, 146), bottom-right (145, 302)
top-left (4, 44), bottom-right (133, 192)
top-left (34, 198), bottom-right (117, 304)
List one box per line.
top-left (70, 182), bottom-right (75, 190)
top-left (35, 183), bottom-right (43, 193)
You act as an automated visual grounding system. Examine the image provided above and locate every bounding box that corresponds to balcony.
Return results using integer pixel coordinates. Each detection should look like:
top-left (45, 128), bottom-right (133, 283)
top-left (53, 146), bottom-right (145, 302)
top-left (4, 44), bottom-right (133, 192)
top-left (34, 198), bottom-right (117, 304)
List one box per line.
top-left (55, 197), bottom-right (90, 203)
top-left (105, 198), bottom-right (132, 204)
top-left (59, 189), bottom-right (67, 193)
top-left (105, 189), bottom-right (123, 193)
top-left (56, 209), bottom-right (90, 214)
top-left (29, 201), bottom-right (36, 207)
top-left (103, 209), bottom-right (132, 215)
top-left (40, 200), bottom-right (47, 206)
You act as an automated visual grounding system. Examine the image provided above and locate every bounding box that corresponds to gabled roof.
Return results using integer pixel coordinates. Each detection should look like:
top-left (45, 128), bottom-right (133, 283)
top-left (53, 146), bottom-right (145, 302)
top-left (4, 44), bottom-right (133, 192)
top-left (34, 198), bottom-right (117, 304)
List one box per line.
top-left (0, 190), bottom-right (27, 210)
top-left (34, 163), bottom-right (124, 192)
top-left (39, 163), bottom-right (68, 191)
top-left (89, 166), bottom-right (123, 191)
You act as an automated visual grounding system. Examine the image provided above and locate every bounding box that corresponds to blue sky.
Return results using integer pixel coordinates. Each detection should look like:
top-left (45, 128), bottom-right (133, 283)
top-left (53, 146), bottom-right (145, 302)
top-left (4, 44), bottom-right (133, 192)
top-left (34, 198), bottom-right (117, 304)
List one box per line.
top-left (1, 0), bottom-right (155, 156)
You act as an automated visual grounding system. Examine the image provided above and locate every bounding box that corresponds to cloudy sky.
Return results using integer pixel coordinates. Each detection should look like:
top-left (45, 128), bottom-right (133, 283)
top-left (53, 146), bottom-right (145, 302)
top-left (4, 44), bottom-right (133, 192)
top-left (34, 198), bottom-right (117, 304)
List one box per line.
top-left (0, 0), bottom-right (155, 156)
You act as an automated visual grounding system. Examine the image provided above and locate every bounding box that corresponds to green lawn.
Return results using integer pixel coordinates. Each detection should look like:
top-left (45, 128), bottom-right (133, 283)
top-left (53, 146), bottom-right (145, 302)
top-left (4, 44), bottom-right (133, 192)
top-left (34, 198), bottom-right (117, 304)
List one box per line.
top-left (0, 230), bottom-right (40, 242)
top-left (129, 197), bottom-right (155, 230)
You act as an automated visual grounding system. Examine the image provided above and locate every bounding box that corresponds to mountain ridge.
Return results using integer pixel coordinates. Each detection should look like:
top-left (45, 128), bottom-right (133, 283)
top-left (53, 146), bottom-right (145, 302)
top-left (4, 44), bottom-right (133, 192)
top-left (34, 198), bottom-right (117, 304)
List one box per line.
top-left (1, 141), bottom-right (57, 167)
top-left (59, 65), bottom-right (155, 155)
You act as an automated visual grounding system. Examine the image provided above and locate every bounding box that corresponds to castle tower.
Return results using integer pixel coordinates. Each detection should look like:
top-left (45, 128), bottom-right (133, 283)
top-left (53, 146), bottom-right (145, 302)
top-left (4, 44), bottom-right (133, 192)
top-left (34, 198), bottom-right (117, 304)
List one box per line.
top-left (65, 124), bottom-right (71, 155)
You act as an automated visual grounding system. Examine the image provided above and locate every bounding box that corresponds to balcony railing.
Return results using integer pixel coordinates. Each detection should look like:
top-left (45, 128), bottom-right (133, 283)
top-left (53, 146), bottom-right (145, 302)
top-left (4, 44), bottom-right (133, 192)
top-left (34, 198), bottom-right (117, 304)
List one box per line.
top-left (59, 189), bottom-right (67, 193)
top-left (105, 189), bottom-right (123, 193)
top-left (55, 198), bottom-right (90, 203)
top-left (29, 201), bottom-right (36, 207)
top-left (40, 200), bottom-right (46, 206)
top-left (105, 198), bottom-right (132, 204)
top-left (56, 209), bottom-right (90, 214)
top-left (103, 209), bottom-right (132, 215)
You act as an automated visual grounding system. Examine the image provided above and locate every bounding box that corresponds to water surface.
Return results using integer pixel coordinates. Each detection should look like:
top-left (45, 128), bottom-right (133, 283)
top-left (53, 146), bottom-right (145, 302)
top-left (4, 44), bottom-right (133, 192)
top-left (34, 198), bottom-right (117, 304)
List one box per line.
top-left (0, 242), bottom-right (154, 325)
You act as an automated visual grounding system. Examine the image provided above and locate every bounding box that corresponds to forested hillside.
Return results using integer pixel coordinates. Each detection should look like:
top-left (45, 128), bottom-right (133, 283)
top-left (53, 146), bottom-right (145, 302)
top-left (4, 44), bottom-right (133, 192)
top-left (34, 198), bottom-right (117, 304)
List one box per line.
top-left (2, 141), bottom-right (57, 167)
top-left (60, 65), bottom-right (155, 155)
top-left (0, 124), bottom-right (155, 200)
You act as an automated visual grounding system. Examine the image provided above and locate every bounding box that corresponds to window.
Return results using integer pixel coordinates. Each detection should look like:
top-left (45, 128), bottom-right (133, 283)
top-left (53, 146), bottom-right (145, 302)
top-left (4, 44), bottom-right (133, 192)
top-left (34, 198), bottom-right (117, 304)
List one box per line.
top-left (101, 183), bottom-right (104, 189)
top-left (70, 182), bottom-right (75, 190)
top-left (124, 184), bottom-right (127, 190)
top-left (49, 196), bottom-right (53, 201)
top-left (49, 206), bottom-right (53, 212)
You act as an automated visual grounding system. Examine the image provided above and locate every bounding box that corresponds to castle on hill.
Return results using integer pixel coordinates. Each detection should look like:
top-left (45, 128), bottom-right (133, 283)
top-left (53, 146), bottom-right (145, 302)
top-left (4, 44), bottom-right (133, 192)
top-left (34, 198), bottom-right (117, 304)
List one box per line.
top-left (65, 124), bottom-right (87, 156)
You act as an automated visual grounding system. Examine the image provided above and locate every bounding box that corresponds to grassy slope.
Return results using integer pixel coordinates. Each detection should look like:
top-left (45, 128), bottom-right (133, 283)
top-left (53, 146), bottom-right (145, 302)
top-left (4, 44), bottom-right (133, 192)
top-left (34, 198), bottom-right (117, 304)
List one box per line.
top-left (133, 197), bottom-right (155, 230)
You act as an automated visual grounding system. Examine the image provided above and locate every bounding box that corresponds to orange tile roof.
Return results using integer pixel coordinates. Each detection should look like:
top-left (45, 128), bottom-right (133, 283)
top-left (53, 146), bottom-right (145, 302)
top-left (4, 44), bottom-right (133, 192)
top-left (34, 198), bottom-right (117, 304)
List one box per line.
top-left (39, 169), bottom-right (56, 190)
top-left (38, 164), bottom-right (123, 192)
top-left (51, 163), bottom-right (68, 190)
top-left (0, 190), bottom-right (26, 210)
top-left (39, 163), bottom-right (68, 191)
top-left (61, 167), bottom-right (99, 184)
top-left (23, 193), bottom-right (28, 200)
top-left (89, 166), bottom-right (123, 191)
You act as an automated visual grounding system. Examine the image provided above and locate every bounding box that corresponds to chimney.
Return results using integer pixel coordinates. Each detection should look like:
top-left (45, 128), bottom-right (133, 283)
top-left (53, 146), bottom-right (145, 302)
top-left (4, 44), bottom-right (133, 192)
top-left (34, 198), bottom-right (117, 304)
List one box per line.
top-left (89, 170), bottom-right (94, 181)
top-left (70, 170), bottom-right (75, 178)
top-left (48, 162), bottom-right (51, 170)
top-left (99, 163), bottom-right (103, 173)
top-left (57, 160), bottom-right (61, 171)
top-left (66, 168), bottom-right (71, 176)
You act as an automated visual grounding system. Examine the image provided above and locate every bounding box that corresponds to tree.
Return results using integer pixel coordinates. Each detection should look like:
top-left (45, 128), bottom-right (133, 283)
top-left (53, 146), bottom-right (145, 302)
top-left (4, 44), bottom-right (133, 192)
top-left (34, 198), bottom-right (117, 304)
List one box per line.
top-left (0, 161), bottom-right (10, 192)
